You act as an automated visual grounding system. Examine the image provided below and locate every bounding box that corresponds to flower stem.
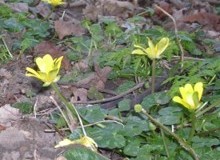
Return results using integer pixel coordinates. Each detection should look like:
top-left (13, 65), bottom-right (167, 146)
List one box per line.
top-left (151, 59), bottom-right (156, 93)
top-left (161, 129), bottom-right (170, 158)
top-left (140, 108), bottom-right (199, 160)
top-left (188, 111), bottom-right (196, 141)
top-left (51, 83), bottom-right (87, 136)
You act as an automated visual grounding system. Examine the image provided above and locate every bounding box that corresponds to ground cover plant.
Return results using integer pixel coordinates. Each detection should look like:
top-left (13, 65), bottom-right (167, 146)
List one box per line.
top-left (0, 0), bottom-right (220, 160)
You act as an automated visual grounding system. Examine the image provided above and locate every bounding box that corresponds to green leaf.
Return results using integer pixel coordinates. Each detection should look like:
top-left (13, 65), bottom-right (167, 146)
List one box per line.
top-left (192, 136), bottom-right (220, 148)
top-left (141, 92), bottom-right (170, 109)
top-left (13, 102), bottom-right (32, 114)
top-left (90, 24), bottom-right (104, 42)
top-left (121, 116), bottom-right (149, 137)
top-left (118, 99), bottom-right (131, 111)
top-left (4, 18), bottom-right (24, 32)
top-left (78, 105), bottom-right (106, 123)
top-left (123, 138), bottom-right (143, 156)
top-left (158, 106), bottom-right (182, 116)
top-left (158, 115), bottom-right (181, 125)
top-left (88, 87), bottom-right (104, 100)
top-left (157, 106), bottom-right (183, 125)
top-left (115, 81), bottom-right (135, 93)
top-left (64, 145), bottom-right (109, 160)
top-left (87, 123), bottom-right (126, 149)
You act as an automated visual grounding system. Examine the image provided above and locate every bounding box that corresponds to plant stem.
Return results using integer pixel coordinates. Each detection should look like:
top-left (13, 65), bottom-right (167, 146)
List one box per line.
top-left (151, 59), bottom-right (156, 93)
top-left (140, 108), bottom-right (199, 160)
top-left (161, 129), bottom-right (170, 158)
top-left (51, 83), bottom-right (87, 136)
top-left (1, 36), bottom-right (13, 58)
top-left (188, 112), bottom-right (196, 142)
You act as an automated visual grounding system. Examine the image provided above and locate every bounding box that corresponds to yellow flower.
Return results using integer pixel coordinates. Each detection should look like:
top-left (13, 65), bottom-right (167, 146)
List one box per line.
top-left (55, 136), bottom-right (98, 151)
top-left (173, 82), bottom-right (203, 111)
top-left (132, 37), bottom-right (169, 60)
top-left (42, 0), bottom-right (65, 6)
top-left (26, 54), bottom-right (63, 87)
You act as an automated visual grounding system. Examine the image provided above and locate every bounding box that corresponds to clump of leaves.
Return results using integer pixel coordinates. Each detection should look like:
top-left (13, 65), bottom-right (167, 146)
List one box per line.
top-left (0, 5), bottom-right (50, 54)
top-left (166, 57), bottom-right (220, 97)
top-left (0, 43), bottom-right (11, 63)
top-left (13, 101), bottom-right (32, 114)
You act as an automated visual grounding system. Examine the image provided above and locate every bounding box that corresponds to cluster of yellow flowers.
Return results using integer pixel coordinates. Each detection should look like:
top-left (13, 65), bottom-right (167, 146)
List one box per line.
top-left (25, 36), bottom-right (204, 152)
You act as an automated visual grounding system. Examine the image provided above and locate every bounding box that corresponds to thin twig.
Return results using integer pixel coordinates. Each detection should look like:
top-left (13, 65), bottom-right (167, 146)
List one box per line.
top-left (33, 97), bottom-right (38, 118)
top-left (73, 82), bottom-right (145, 104)
top-left (154, 5), bottom-right (184, 68)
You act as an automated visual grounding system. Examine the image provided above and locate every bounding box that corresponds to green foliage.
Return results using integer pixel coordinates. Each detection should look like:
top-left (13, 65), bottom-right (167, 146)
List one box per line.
top-left (64, 145), bottom-right (109, 160)
top-left (13, 101), bottom-right (32, 114)
top-left (167, 58), bottom-right (220, 97)
top-left (0, 43), bottom-right (11, 63)
top-left (0, 5), bottom-right (50, 54)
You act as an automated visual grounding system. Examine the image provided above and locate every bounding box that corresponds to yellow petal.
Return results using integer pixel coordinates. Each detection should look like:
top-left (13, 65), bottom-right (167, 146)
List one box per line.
top-left (194, 82), bottom-right (203, 100)
top-left (156, 37), bottom-right (169, 56)
top-left (43, 54), bottom-right (55, 72)
top-left (173, 96), bottom-right (192, 110)
top-left (55, 139), bottom-right (75, 148)
top-left (146, 48), bottom-right (156, 59)
top-left (147, 37), bottom-right (155, 52)
top-left (184, 93), bottom-right (196, 109)
top-left (132, 49), bottom-right (147, 55)
top-left (134, 44), bottom-right (147, 51)
top-left (42, 0), bottom-right (65, 6)
top-left (180, 84), bottom-right (193, 101)
top-left (35, 57), bottom-right (47, 73)
top-left (146, 38), bottom-right (156, 59)
top-left (54, 56), bottom-right (63, 72)
top-left (26, 67), bottom-right (44, 81)
top-left (26, 67), bottom-right (40, 77)
top-left (79, 136), bottom-right (98, 151)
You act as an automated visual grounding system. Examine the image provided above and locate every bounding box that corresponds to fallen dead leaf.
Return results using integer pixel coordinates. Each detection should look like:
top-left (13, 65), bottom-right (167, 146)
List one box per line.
top-left (54, 19), bottom-right (86, 39)
top-left (181, 12), bottom-right (220, 31)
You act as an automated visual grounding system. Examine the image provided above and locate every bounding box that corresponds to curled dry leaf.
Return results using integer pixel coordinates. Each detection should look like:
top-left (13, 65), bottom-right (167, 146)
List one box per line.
top-left (54, 19), bottom-right (86, 39)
